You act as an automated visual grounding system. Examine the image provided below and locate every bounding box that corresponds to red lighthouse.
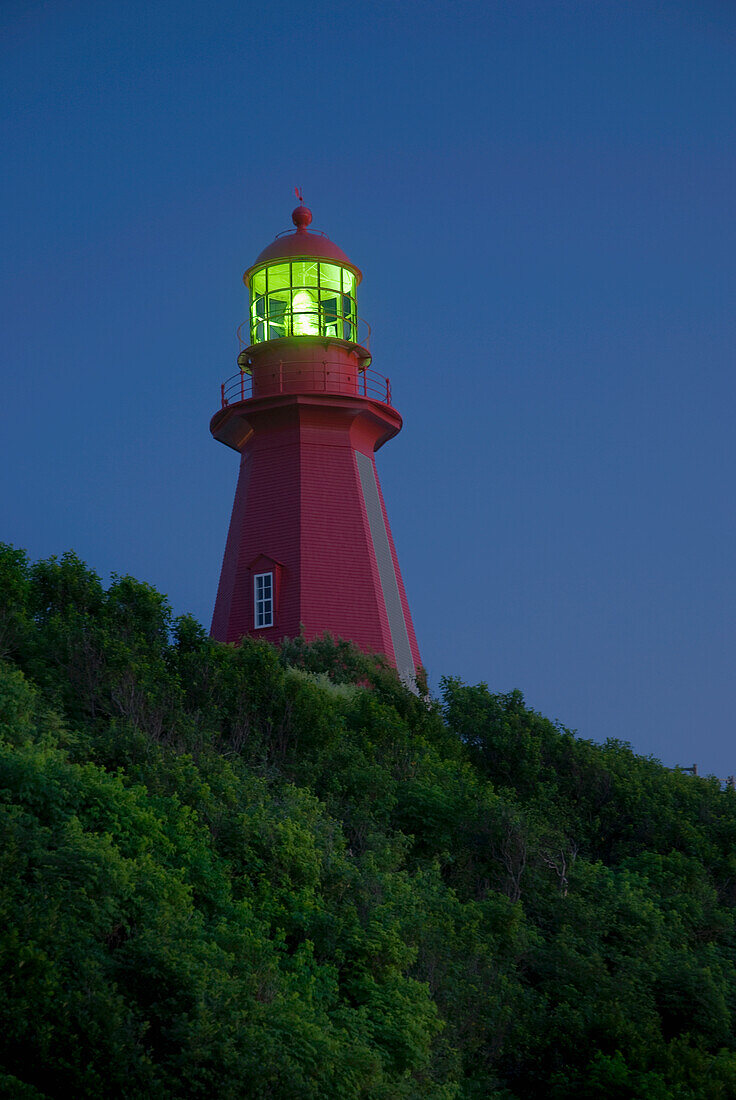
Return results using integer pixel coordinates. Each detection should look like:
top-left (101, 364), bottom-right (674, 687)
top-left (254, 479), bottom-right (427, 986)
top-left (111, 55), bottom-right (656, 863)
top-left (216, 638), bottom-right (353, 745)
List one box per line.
top-left (210, 202), bottom-right (421, 685)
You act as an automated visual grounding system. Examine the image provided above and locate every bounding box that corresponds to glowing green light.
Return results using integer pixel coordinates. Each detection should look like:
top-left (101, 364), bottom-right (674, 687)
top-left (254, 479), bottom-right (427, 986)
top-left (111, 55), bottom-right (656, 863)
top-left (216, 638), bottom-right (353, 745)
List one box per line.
top-left (292, 288), bottom-right (319, 335)
top-left (248, 259), bottom-right (358, 346)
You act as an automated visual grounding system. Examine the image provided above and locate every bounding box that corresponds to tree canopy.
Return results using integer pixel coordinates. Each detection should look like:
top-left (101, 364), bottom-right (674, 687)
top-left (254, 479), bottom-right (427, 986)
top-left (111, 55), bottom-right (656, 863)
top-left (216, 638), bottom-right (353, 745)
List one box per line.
top-left (2, 544), bottom-right (736, 1098)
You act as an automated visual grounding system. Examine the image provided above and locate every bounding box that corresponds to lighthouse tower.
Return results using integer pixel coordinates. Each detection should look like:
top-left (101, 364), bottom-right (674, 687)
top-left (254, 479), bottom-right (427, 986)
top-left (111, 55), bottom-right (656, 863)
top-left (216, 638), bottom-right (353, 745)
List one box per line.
top-left (210, 202), bottom-right (421, 685)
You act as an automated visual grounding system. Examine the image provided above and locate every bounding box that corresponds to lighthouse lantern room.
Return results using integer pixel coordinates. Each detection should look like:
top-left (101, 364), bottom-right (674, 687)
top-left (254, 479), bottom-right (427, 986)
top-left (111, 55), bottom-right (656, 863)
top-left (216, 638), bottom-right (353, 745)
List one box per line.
top-left (210, 202), bottom-right (421, 686)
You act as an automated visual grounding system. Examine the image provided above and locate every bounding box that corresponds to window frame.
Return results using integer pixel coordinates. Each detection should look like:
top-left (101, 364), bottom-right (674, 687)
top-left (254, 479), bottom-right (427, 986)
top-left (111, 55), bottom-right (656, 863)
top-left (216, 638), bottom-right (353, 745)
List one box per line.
top-left (253, 571), bottom-right (274, 629)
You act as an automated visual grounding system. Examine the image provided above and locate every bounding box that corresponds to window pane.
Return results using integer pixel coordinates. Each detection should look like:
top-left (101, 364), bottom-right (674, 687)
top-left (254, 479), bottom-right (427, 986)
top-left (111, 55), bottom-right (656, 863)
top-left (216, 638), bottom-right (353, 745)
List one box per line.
top-left (321, 296), bottom-right (339, 338)
top-left (321, 297), bottom-right (338, 324)
top-left (254, 572), bottom-right (274, 628)
top-left (251, 296), bottom-right (266, 343)
top-left (267, 295), bottom-right (288, 338)
top-left (343, 294), bottom-right (355, 341)
top-left (319, 263), bottom-right (342, 293)
top-left (251, 268), bottom-right (267, 296)
top-left (268, 297), bottom-right (287, 319)
top-left (341, 269), bottom-right (355, 296)
top-left (291, 260), bottom-right (318, 290)
top-left (267, 263), bottom-right (291, 293)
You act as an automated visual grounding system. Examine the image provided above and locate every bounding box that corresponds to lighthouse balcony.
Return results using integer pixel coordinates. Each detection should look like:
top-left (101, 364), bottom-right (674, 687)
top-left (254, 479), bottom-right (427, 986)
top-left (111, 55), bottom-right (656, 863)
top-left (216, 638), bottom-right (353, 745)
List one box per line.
top-left (219, 361), bottom-right (393, 408)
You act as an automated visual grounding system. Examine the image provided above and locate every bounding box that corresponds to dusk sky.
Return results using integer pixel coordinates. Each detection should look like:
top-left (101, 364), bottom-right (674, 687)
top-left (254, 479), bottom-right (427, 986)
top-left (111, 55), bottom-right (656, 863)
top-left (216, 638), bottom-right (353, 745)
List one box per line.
top-left (2, 1), bottom-right (735, 776)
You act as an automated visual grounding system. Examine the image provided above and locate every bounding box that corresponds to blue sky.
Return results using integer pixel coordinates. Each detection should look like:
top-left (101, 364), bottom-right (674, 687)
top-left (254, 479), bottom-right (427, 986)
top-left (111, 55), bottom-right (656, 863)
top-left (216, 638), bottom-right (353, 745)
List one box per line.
top-left (2, 0), bottom-right (735, 775)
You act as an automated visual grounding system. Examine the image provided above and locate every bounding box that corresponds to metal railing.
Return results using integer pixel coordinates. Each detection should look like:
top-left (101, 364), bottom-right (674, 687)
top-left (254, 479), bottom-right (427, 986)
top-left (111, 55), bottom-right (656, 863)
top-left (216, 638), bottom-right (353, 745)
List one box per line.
top-left (236, 314), bottom-right (372, 351)
top-left (220, 360), bottom-right (392, 409)
top-left (273, 226), bottom-right (330, 241)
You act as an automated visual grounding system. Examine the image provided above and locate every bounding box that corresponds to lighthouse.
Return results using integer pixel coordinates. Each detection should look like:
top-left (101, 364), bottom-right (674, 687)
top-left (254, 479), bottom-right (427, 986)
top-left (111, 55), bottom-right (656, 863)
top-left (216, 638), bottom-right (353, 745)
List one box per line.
top-left (210, 201), bottom-right (421, 686)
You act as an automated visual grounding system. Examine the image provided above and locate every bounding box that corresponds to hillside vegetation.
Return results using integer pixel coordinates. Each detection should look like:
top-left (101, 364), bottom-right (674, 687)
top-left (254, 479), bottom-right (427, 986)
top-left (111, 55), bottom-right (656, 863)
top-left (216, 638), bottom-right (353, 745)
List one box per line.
top-left (2, 545), bottom-right (736, 1098)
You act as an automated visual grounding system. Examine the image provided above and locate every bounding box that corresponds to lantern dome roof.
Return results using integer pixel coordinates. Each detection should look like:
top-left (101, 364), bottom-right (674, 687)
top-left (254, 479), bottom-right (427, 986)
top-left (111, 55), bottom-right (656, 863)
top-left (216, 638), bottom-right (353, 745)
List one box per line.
top-left (245, 205), bottom-right (362, 284)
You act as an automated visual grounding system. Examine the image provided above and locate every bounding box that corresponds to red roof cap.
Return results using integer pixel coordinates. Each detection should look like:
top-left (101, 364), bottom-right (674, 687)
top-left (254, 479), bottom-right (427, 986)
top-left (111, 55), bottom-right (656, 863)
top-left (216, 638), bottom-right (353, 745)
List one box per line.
top-left (245, 205), bottom-right (362, 284)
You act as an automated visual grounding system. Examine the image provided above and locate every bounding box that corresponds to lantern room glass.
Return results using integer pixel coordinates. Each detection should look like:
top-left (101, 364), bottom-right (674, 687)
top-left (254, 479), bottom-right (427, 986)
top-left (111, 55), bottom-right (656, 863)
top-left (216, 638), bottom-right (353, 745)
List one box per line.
top-left (249, 261), bottom-right (358, 345)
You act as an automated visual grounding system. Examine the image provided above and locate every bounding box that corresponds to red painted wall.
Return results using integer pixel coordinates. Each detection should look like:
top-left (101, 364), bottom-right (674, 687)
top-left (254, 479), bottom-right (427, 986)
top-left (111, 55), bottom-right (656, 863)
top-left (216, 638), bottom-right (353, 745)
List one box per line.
top-left (210, 389), bottom-right (420, 677)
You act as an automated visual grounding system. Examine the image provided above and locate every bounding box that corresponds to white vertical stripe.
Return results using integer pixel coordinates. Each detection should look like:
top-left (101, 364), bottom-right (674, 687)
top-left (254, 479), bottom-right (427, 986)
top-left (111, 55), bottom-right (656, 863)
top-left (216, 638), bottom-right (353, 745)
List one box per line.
top-left (355, 450), bottom-right (415, 689)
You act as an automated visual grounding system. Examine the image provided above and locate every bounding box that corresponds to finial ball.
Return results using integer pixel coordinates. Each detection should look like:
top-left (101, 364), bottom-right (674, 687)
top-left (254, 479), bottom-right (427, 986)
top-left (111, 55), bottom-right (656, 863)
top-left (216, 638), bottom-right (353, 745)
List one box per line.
top-left (292, 205), bottom-right (313, 230)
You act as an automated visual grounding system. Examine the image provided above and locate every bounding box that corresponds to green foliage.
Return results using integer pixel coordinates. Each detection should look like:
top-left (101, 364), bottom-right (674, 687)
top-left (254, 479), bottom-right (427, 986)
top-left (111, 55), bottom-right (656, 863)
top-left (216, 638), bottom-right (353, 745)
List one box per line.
top-left (2, 542), bottom-right (736, 1097)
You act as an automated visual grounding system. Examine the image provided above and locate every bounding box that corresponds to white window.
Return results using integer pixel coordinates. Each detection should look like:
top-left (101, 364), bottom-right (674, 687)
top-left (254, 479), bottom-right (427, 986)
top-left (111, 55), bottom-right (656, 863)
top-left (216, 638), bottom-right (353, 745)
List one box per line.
top-left (254, 572), bottom-right (274, 628)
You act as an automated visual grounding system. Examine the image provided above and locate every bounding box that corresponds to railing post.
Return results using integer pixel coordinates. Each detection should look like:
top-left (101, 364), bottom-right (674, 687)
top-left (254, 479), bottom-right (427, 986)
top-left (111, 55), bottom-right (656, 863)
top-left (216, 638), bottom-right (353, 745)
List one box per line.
top-left (362, 370), bottom-right (367, 396)
top-left (221, 382), bottom-right (226, 408)
top-left (240, 373), bottom-right (245, 402)
top-left (386, 377), bottom-right (391, 404)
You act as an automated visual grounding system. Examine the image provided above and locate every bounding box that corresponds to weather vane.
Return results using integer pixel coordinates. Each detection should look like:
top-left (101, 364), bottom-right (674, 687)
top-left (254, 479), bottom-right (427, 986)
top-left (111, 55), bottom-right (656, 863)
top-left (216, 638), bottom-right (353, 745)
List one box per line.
top-left (294, 186), bottom-right (304, 204)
